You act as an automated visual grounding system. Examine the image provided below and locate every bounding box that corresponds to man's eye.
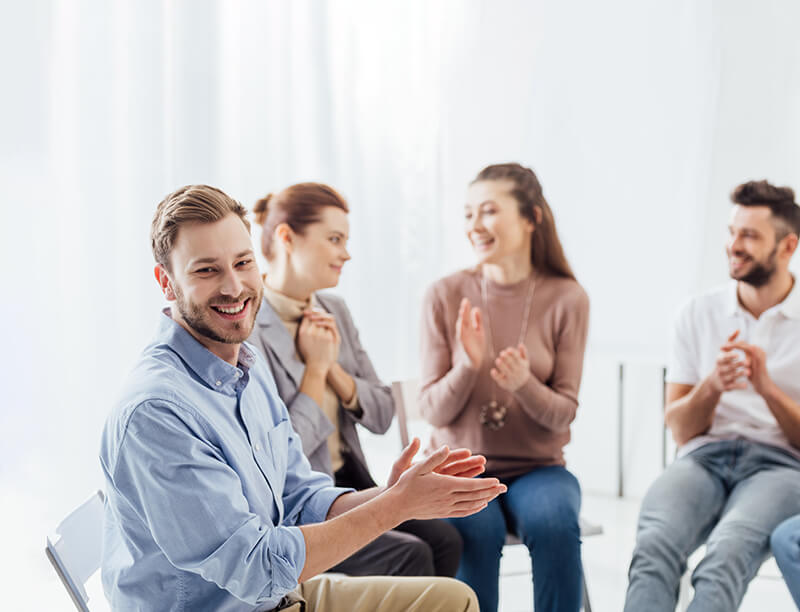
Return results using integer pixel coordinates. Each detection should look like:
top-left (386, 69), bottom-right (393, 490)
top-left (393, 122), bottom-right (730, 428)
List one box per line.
top-left (236, 259), bottom-right (253, 267)
top-left (195, 267), bottom-right (215, 274)
top-left (330, 236), bottom-right (340, 244)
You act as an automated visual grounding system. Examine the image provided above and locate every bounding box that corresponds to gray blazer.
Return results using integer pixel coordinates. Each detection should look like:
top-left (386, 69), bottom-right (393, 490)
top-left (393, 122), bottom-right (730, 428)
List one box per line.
top-left (248, 292), bottom-right (394, 478)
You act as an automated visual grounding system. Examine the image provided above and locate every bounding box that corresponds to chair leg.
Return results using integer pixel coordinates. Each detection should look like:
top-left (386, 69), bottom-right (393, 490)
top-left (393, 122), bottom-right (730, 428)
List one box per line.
top-left (582, 570), bottom-right (592, 612)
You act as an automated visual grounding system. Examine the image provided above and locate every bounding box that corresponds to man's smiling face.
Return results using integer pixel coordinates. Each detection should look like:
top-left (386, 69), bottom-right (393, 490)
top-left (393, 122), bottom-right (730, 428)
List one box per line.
top-left (726, 205), bottom-right (781, 288)
top-left (162, 212), bottom-right (263, 351)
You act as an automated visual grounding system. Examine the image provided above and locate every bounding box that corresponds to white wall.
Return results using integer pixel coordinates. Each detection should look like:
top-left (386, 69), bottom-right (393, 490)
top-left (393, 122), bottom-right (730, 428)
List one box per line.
top-left (2, 1), bottom-right (800, 607)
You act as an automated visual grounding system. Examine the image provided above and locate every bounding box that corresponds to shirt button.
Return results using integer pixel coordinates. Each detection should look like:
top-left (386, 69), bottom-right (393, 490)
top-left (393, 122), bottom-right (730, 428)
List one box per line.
top-left (215, 380), bottom-right (222, 386)
top-left (254, 444), bottom-right (261, 451)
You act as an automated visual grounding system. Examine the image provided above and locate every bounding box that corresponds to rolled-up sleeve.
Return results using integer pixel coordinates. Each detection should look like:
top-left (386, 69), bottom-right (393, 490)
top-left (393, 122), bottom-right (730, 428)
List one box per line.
top-left (113, 401), bottom-right (306, 605)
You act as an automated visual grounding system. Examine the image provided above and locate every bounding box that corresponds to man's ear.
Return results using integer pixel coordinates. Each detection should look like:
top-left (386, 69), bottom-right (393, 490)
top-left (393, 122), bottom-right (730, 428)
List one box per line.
top-left (784, 233), bottom-right (799, 258)
top-left (275, 223), bottom-right (293, 253)
top-left (154, 264), bottom-right (176, 301)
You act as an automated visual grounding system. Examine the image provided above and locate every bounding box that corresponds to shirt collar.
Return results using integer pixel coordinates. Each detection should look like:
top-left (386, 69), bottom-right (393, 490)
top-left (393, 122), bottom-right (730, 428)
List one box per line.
top-left (725, 276), bottom-right (800, 319)
top-left (156, 308), bottom-right (255, 394)
top-left (778, 276), bottom-right (800, 319)
top-left (725, 281), bottom-right (740, 317)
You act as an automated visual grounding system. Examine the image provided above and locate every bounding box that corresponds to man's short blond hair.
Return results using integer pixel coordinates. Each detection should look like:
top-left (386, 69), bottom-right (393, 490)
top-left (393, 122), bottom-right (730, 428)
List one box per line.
top-left (151, 185), bottom-right (250, 269)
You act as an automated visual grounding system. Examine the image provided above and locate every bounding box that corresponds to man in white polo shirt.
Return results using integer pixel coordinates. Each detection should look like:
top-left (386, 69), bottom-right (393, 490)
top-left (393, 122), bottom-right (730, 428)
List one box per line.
top-left (624, 180), bottom-right (800, 612)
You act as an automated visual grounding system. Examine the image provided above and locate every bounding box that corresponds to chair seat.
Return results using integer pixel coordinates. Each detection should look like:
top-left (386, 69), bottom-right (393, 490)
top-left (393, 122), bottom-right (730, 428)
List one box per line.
top-left (505, 516), bottom-right (604, 546)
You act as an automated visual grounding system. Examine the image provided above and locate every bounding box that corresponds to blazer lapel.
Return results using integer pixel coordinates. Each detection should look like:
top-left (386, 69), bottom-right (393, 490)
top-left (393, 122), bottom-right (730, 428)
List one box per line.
top-left (254, 298), bottom-right (306, 388)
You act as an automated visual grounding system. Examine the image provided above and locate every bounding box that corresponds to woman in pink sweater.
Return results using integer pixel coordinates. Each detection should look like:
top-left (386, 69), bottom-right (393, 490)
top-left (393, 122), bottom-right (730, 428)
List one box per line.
top-left (420, 163), bottom-right (590, 612)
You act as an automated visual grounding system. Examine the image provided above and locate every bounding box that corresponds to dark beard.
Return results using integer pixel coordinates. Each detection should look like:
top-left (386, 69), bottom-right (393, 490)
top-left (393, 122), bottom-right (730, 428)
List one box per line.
top-left (173, 286), bottom-right (261, 344)
top-left (732, 246), bottom-right (777, 288)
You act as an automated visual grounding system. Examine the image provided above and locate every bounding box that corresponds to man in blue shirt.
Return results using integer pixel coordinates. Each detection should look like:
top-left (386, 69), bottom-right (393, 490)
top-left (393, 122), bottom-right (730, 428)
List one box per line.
top-left (101, 184), bottom-right (504, 611)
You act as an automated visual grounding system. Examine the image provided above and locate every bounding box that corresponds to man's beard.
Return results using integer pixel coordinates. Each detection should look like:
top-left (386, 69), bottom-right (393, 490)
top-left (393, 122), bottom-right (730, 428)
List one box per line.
top-left (730, 245), bottom-right (778, 288)
top-left (173, 285), bottom-right (262, 344)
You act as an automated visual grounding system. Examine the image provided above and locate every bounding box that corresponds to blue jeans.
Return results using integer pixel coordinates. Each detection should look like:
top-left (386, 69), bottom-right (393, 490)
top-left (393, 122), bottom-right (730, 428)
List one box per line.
top-left (447, 465), bottom-right (582, 612)
top-left (771, 514), bottom-right (800, 608)
top-left (624, 439), bottom-right (800, 612)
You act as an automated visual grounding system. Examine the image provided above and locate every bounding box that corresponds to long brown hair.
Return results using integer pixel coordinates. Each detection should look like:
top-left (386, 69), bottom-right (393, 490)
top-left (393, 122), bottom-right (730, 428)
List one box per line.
top-left (253, 182), bottom-right (349, 259)
top-left (473, 163), bottom-right (575, 280)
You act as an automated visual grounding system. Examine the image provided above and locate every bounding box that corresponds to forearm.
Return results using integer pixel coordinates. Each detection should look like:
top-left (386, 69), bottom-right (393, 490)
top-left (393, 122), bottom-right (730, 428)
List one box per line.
top-left (763, 383), bottom-right (800, 448)
top-left (298, 490), bottom-right (399, 582)
top-left (299, 365), bottom-right (328, 407)
top-left (325, 487), bottom-right (384, 518)
top-left (419, 361), bottom-right (479, 426)
top-left (327, 363), bottom-right (357, 406)
top-left (664, 377), bottom-right (720, 445)
top-left (513, 376), bottom-right (578, 432)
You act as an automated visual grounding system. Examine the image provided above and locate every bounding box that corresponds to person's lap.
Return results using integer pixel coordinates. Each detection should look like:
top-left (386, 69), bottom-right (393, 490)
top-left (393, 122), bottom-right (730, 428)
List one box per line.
top-left (329, 527), bottom-right (435, 577)
top-left (294, 574), bottom-right (478, 612)
top-left (625, 439), bottom-right (800, 612)
top-left (448, 465), bottom-right (582, 612)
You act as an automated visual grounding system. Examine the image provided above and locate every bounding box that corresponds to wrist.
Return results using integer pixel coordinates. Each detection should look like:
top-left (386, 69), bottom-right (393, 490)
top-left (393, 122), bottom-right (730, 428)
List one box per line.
top-left (759, 379), bottom-right (781, 402)
top-left (305, 363), bottom-right (330, 378)
top-left (458, 349), bottom-right (481, 370)
top-left (702, 374), bottom-right (724, 397)
top-left (510, 374), bottom-right (531, 393)
top-left (374, 486), bottom-right (404, 530)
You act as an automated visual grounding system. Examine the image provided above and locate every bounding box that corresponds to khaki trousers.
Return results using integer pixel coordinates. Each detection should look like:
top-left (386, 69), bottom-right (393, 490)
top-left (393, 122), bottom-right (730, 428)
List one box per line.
top-left (276, 575), bottom-right (478, 612)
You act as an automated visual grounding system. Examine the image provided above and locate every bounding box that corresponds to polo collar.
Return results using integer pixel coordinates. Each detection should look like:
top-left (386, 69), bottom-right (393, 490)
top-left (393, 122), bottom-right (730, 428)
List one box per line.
top-left (725, 276), bottom-right (800, 320)
top-left (725, 281), bottom-right (740, 317)
top-left (778, 276), bottom-right (800, 319)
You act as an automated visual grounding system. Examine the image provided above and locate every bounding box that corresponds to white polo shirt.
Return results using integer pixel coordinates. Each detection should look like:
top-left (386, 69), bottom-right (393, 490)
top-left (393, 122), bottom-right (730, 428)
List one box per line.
top-left (667, 279), bottom-right (800, 459)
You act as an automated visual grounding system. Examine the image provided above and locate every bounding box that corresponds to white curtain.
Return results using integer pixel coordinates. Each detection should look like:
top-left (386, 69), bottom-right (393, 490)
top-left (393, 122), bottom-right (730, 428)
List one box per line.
top-left (2, 1), bottom-right (800, 606)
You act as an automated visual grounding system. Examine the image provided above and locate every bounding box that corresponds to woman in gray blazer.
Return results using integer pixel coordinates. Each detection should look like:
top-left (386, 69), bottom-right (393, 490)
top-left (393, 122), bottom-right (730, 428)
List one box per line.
top-left (248, 182), bottom-right (462, 578)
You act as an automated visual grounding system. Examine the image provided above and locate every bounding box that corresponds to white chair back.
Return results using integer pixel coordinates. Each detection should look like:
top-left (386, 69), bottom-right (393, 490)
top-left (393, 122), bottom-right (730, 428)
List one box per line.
top-left (391, 378), bottom-right (422, 448)
top-left (45, 490), bottom-right (105, 612)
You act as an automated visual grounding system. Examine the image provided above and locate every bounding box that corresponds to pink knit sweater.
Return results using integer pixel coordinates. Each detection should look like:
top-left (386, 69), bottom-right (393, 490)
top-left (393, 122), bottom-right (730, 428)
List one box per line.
top-left (420, 267), bottom-right (590, 478)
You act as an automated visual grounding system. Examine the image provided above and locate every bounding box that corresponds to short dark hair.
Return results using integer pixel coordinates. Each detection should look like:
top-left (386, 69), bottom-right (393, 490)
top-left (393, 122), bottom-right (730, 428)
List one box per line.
top-left (731, 180), bottom-right (800, 239)
top-left (151, 185), bottom-right (250, 269)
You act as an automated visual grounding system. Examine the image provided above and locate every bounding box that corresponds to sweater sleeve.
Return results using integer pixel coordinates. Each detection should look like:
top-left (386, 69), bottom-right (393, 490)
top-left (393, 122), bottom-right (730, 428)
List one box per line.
top-left (512, 286), bottom-right (590, 432)
top-left (418, 283), bottom-right (479, 427)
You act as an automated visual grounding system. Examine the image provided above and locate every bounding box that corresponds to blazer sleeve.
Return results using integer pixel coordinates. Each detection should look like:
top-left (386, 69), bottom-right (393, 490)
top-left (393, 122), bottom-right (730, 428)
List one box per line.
top-left (333, 299), bottom-right (394, 435)
top-left (418, 282), bottom-right (479, 427)
top-left (281, 390), bottom-right (336, 460)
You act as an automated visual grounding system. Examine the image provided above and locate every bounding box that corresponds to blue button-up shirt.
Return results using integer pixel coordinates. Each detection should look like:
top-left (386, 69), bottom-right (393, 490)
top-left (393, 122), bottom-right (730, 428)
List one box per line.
top-left (100, 312), bottom-right (350, 611)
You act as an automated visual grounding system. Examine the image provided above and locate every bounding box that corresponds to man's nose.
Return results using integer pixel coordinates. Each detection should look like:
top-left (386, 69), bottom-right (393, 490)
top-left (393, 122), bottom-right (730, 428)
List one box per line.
top-left (220, 268), bottom-right (244, 296)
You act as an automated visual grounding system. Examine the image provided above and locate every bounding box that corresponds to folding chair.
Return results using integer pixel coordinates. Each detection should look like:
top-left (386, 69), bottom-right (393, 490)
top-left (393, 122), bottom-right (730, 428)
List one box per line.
top-left (392, 379), bottom-right (603, 612)
top-left (45, 490), bottom-right (105, 612)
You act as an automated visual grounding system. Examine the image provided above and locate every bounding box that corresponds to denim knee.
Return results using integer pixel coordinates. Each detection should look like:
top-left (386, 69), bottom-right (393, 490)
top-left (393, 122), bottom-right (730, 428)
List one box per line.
top-left (517, 502), bottom-right (579, 548)
top-left (772, 516), bottom-right (800, 566)
top-left (448, 502), bottom-right (507, 553)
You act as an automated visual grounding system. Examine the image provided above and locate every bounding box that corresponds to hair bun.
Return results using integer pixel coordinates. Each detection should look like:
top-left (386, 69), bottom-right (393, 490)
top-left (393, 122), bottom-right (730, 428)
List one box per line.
top-left (253, 193), bottom-right (273, 225)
